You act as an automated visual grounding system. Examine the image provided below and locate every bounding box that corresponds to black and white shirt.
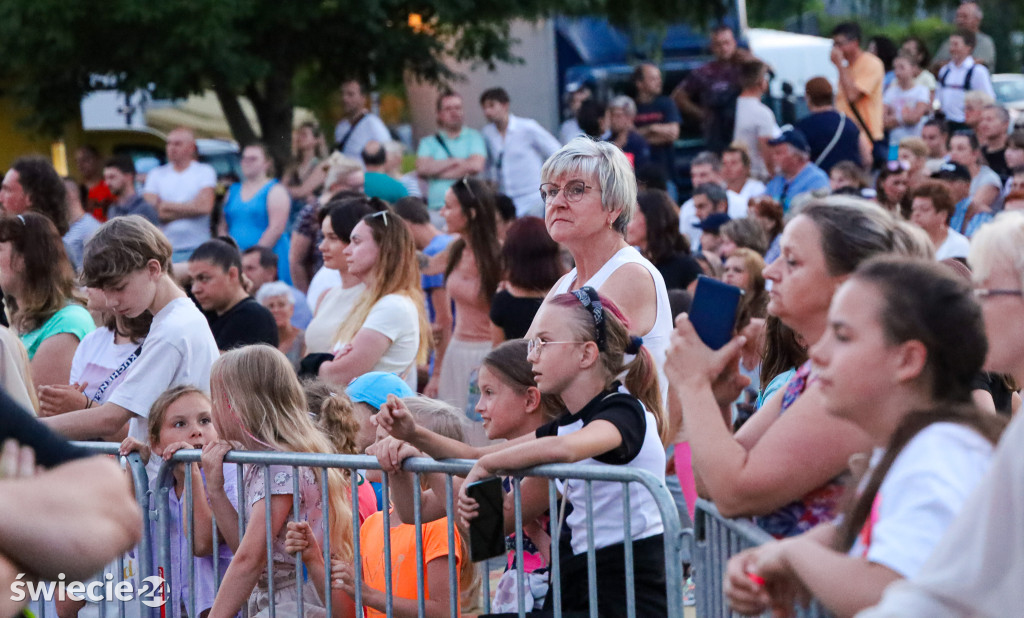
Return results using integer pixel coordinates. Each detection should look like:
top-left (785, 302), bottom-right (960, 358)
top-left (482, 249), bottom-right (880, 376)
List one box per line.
top-left (536, 387), bottom-right (666, 555)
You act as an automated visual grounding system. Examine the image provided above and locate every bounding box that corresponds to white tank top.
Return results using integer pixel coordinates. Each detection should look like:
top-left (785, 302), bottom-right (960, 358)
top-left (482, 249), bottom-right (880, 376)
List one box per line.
top-left (554, 246), bottom-right (673, 405)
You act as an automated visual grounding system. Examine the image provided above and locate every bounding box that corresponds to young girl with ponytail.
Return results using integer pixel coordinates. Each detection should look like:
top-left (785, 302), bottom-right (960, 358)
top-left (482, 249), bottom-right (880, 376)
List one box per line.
top-left (454, 286), bottom-right (669, 614)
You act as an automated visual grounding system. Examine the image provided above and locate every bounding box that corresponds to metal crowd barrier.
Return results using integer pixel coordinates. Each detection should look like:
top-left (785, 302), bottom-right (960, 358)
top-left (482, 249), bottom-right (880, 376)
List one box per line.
top-left (150, 450), bottom-right (688, 618)
top-left (692, 498), bottom-right (831, 618)
top-left (26, 442), bottom-right (154, 618)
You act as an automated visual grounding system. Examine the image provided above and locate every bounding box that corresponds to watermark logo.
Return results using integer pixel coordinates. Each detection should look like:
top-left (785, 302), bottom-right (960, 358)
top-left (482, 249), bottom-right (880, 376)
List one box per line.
top-left (10, 573), bottom-right (167, 607)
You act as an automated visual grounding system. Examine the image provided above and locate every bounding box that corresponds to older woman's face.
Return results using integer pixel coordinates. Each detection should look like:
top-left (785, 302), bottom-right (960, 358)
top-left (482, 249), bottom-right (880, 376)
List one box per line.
top-left (761, 215), bottom-right (837, 342)
top-left (974, 260), bottom-right (1024, 376)
top-left (262, 294), bottom-right (294, 329)
top-left (542, 172), bottom-right (612, 245)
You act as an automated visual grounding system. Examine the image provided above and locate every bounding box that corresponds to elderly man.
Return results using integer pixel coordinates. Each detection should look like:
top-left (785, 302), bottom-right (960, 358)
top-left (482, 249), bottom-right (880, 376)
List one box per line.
top-left (142, 127), bottom-right (217, 264)
top-left (765, 129), bottom-right (831, 211)
top-left (932, 1), bottom-right (996, 68)
top-left (605, 95), bottom-right (651, 168)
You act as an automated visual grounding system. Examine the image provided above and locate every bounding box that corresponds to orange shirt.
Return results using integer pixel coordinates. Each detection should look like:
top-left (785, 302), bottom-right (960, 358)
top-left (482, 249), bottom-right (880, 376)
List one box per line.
top-left (359, 511), bottom-right (463, 617)
top-left (836, 51), bottom-right (885, 141)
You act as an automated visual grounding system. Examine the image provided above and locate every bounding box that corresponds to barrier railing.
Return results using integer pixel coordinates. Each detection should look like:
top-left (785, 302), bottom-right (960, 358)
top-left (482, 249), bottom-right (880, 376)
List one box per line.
top-left (151, 450), bottom-right (688, 618)
top-left (26, 442), bottom-right (154, 618)
top-left (692, 498), bottom-right (831, 618)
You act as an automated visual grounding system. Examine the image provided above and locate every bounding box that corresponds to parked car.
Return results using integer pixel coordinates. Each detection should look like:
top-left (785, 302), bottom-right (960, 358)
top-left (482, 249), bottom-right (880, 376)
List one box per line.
top-left (992, 74), bottom-right (1024, 130)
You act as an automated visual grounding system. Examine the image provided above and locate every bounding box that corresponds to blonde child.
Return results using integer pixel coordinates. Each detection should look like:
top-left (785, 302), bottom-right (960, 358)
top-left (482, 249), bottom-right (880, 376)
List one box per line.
top-left (205, 345), bottom-right (357, 618)
top-left (119, 385), bottom-right (240, 618)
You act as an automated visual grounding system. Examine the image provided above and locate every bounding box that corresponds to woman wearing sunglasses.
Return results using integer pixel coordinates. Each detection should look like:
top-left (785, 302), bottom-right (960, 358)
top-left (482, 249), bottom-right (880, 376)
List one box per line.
top-left (318, 206), bottom-right (431, 391)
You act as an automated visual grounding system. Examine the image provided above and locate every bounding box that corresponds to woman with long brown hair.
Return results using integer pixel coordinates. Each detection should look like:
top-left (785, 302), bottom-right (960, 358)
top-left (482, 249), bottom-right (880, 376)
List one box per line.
top-left (428, 178), bottom-right (502, 442)
top-left (0, 213), bottom-right (94, 389)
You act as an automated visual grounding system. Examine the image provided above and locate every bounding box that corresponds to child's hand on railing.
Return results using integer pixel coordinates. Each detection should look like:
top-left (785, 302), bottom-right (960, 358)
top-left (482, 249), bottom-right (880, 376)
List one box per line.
top-left (118, 437), bottom-right (151, 464)
top-left (200, 440), bottom-right (233, 493)
top-left (284, 520), bottom-right (324, 567)
top-left (367, 436), bottom-right (422, 474)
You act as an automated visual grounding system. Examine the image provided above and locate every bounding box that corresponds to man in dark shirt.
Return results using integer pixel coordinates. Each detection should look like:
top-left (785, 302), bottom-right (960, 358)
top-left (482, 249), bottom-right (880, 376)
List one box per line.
top-left (633, 63), bottom-right (682, 186)
top-left (979, 104), bottom-right (1011, 182)
top-left (188, 239), bottom-right (278, 351)
top-left (795, 77), bottom-right (870, 173)
top-left (672, 25), bottom-right (751, 153)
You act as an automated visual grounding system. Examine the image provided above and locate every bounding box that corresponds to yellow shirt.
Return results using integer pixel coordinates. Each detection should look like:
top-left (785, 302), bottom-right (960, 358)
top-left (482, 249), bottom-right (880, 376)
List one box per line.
top-left (836, 51), bottom-right (885, 141)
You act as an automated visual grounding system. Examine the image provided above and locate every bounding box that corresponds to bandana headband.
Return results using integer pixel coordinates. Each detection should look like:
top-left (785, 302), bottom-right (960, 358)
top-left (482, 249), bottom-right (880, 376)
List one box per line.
top-left (572, 286), bottom-right (606, 351)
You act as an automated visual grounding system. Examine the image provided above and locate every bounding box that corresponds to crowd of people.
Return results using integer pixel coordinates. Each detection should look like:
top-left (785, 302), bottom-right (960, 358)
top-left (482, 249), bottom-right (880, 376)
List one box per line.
top-left (2, 4), bottom-right (1024, 616)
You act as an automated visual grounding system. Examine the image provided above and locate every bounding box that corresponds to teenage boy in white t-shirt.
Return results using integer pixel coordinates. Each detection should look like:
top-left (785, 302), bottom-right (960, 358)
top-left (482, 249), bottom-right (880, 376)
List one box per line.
top-left (41, 215), bottom-right (219, 445)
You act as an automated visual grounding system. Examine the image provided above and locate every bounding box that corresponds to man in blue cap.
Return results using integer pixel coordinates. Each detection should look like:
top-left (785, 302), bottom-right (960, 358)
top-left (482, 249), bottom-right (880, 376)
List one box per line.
top-left (693, 212), bottom-right (732, 257)
top-left (765, 128), bottom-right (831, 211)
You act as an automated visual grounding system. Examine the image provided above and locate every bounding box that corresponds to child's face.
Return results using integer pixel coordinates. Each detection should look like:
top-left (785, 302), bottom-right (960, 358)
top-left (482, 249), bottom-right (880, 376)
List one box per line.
top-left (157, 392), bottom-right (217, 450)
top-left (353, 402), bottom-right (379, 453)
top-left (101, 261), bottom-right (160, 318)
top-left (475, 365), bottom-right (532, 440)
top-left (526, 303), bottom-right (589, 395)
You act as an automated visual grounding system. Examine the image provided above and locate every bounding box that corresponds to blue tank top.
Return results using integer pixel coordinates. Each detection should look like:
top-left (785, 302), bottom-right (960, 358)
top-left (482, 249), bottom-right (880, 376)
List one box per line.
top-left (223, 179), bottom-right (292, 284)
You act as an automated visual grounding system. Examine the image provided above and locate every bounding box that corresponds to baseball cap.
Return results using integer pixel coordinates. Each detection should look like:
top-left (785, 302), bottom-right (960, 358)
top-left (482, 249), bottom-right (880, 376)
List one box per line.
top-left (931, 161), bottom-right (971, 182)
top-left (345, 372), bottom-right (414, 410)
top-left (768, 128), bottom-right (810, 154)
top-left (694, 212), bottom-right (732, 233)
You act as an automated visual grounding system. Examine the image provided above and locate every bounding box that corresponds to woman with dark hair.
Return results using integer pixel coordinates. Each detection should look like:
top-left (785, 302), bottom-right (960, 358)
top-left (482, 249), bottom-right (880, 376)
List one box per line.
top-left (725, 258), bottom-right (1003, 617)
top-left (900, 36), bottom-right (936, 96)
top-left (0, 213), bottom-right (94, 390)
top-left (489, 216), bottom-right (565, 343)
top-left (430, 178), bottom-right (502, 437)
top-left (627, 189), bottom-right (702, 292)
top-left (303, 198), bottom-right (376, 355)
top-left (868, 36), bottom-right (899, 89)
top-left (875, 161), bottom-right (911, 217)
top-left (748, 196), bottom-right (785, 264)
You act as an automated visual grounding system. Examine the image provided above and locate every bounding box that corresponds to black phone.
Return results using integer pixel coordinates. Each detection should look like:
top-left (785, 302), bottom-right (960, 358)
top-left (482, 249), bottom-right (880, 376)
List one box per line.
top-left (688, 275), bottom-right (744, 350)
top-left (466, 477), bottom-right (506, 562)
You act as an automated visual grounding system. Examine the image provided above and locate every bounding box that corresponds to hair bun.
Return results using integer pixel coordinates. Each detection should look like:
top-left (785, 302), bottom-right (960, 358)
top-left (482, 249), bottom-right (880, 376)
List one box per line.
top-left (625, 335), bottom-right (643, 355)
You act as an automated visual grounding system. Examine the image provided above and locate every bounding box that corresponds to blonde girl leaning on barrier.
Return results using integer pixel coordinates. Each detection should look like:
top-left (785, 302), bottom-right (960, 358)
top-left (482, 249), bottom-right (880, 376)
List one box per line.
top-left (206, 345), bottom-right (358, 618)
top-left (722, 258), bottom-right (1004, 617)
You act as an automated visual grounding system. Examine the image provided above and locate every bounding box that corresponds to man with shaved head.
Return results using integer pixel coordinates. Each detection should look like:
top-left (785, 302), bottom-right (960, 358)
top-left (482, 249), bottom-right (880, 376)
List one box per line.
top-left (142, 127), bottom-right (217, 264)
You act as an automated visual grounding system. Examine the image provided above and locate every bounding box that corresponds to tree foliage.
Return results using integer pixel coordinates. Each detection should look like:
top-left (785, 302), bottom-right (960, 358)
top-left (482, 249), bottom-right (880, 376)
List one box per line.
top-left (0, 0), bottom-right (732, 164)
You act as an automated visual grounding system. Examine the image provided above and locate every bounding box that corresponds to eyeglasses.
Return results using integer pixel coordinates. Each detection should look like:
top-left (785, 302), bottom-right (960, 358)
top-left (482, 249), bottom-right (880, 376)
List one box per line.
top-left (526, 338), bottom-right (583, 356)
top-left (539, 180), bottom-right (599, 204)
top-left (973, 288), bottom-right (1024, 299)
top-left (885, 160), bottom-right (910, 172)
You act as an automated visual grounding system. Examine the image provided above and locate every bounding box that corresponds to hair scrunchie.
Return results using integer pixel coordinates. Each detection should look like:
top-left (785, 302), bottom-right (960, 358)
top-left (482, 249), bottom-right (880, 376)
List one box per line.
top-left (625, 335), bottom-right (643, 355)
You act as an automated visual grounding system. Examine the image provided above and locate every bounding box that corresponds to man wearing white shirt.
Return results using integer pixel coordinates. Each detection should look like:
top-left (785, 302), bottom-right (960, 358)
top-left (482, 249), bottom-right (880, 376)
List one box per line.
top-left (934, 30), bottom-right (994, 132)
top-left (722, 146), bottom-right (767, 205)
top-left (909, 181), bottom-right (970, 260)
top-left (333, 79), bottom-right (392, 160)
top-left (142, 127), bottom-right (217, 264)
top-left (677, 151), bottom-right (748, 249)
top-left (480, 87), bottom-right (562, 218)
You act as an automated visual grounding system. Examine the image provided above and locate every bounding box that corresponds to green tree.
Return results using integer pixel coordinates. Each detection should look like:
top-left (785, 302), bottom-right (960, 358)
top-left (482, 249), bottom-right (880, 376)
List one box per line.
top-left (0, 0), bottom-right (731, 168)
